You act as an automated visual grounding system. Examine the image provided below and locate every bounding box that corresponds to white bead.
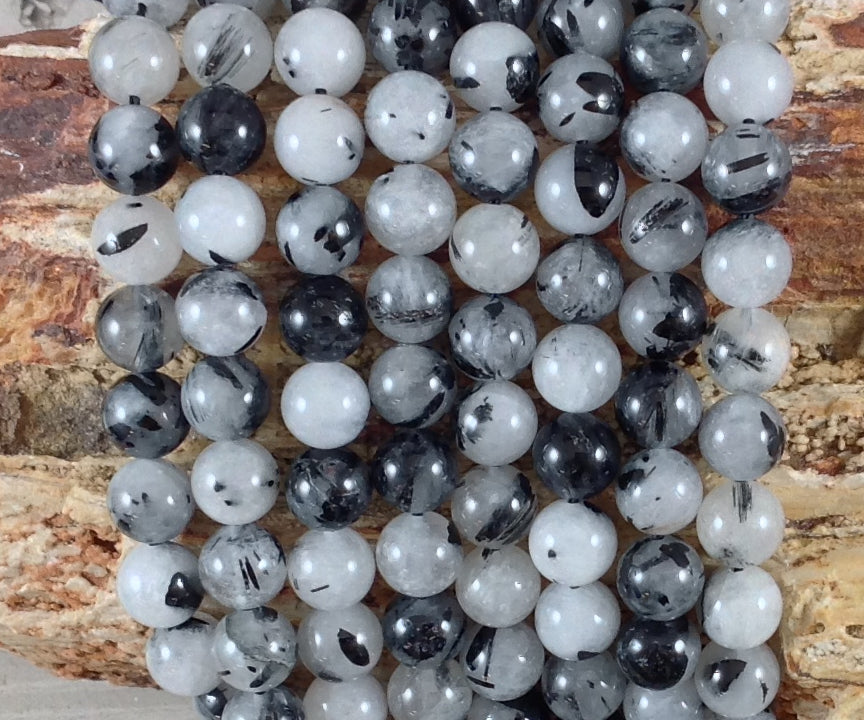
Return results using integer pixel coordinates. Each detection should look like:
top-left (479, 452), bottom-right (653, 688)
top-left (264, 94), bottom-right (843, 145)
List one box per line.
top-left (702, 566), bottom-right (783, 649)
top-left (145, 616), bottom-right (219, 696)
top-left (623, 679), bottom-right (704, 720)
top-left (304, 676), bottom-right (388, 720)
top-left (700, 0), bottom-right (791, 44)
top-left (297, 603), bottom-right (383, 680)
top-left (534, 581), bottom-right (621, 660)
top-left (387, 661), bottom-right (473, 720)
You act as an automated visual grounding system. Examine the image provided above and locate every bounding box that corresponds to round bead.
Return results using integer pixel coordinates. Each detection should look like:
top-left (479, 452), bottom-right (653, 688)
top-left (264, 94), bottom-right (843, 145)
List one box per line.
top-left (450, 205), bottom-right (540, 293)
top-left (618, 272), bottom-right (708, 360)
top-left (223, 687), bottom-right (305, 720)
top-left (382, 592), bottom-right (466, 668)
top-left (303, 676), bottom-right (388, 720)
top-left (288, 0), bottom-right (367, 17)
top-left (280, 362), bottom-right (370, 449)
top-left (275, 8), bottom-right (365, 97)
top-left (467, 690), bottom-right (551, 720)
top-left (616, 449), bottom-right (703, 535)
top-left (451, 465), bottom-right (537, 548)
top-left (198, 523), bottom-right (288, 609)
top-left (699, 393), bottom-right (786, 482)
top-left (449, 111), bottom-right (538, 203)
top-left (616, 616), bottom-right (700, 690)
top-left (297, 603), bottom-right (383, 680)
top-left (96, 285), bottom-right (183, 372)
top-left (462, 623), bottom-right (545, 702)
top-left (286, 448), bottom-right (372, 529)
top-left (528, 500), bottom-right (617, 586)
top-left (535, 582), bottom-right (621, 659)
top-left (108, 459), bottom-right (193, 543)
top-left (89, 16), bottom-right (179, 105)
top-left (275, 95), bottom-right (364, 185)
top-left (195, 687), bottom-right (230, 720)
top-left (456, 381), bottom-right (538, 465)
top-left (627, 0), bottom-right (697, 13)
top-left (450, 22), bottom-right (539, 112)
top-left (532, 325), bottom-right (622, 412)
top-left (116, 542), bottom-right (203, 627)
top-left (191, 439), bottom-right (279, 525)
top-left (535, 144), bottom-right (627, 235)
top-left (694, 643), bottom-right (780, 718)
top-left (365, 164), bottom-right (456, 256)
top-left (146, 617), bottom-right (220, 697)
top-left (620, 183), bottom-right (708, 272)
top-left (212, 607), bottom-right (297, 692)
top-left (365, 71), bottom-right (456, 163)
top-left (702, 219), bottom-right (792, 308)
top-left (287, 527), bottom-right (375, 610)
top-left (702, 123), bottom-right (792, 216)
top-left (278, 275), bottom-right (368, 362)
top-left (103, 0), bottom-right (189, 27)
top-left (176, 176), bottom-right (265, 265)
top-left (388, 661), bottom-right (473, 720)
top-left (536, 0), bottom-right (625, 59)
top-left (623, 679), bottom-right (704, 720)
top-left (182, 5), bottom-right (273, 91)
top-left (365, 255), bottom-right (453, 344)
top-left (176, 267), bottom-right (267, 357)
top-left (197, 0), bottom-right (277, 16)
top-left (375, 511), bottom-right (463, 597)
top-left (701, 0), bottom-right (791, 43)
top-left (697, 480), bottom-right (786, 567)
top-left (102, 373), bottom-right (189, 458)
top-left (542, 652), bottom-right (626, 720)
top-left (702, 566), bottom-right (783, 650)
top-left (276, 187), bottom-right (364, 274)
top-left (453, 0), bottom-right (536, 29)
top-left (621, 93), bottom-right (708, 183)
top-left (367, 0), bottom-right (456, 76)
top-left (703, 40), bottom-right (794, 125)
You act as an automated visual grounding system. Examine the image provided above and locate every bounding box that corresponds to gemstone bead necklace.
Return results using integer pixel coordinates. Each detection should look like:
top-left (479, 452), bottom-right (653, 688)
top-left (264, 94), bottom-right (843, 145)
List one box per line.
top-left (87, 1), bottom-right (794, 719)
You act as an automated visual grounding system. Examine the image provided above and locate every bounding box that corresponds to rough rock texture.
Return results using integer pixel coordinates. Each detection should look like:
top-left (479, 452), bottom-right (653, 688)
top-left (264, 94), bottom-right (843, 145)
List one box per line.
top-left (1, 4), bottom-right (864, 719)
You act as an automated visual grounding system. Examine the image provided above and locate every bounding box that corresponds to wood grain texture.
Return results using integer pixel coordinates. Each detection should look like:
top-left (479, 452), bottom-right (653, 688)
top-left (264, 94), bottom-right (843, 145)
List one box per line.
top-left (1, 4), bottom-right (864, 718)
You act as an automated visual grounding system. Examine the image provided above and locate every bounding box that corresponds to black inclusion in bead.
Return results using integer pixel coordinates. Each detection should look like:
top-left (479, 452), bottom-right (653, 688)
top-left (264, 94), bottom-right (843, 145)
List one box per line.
top-left (616, 616), bottom-right (695, 690)
top-left (176, 84), bottom-right (267, 176)
top-left (382, 592), bottom-right (466, 667)
top-left (452, 0), bottom-right (536, 29)
top-left (292, 0), bottom-right (368, 18)
top-left (279, 275), bottom-right (368, 362)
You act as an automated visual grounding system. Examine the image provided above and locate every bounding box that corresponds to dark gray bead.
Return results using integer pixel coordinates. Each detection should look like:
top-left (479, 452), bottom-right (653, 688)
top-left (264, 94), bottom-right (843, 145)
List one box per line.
top-left (616, 616), bottom-right (700, 690)
top-left (368, 0), bottom-right (456, 76)
top-left (289, 0), bottom-right (367, 18)
top-left (453, 0), bottom-right (537, 29)
top-left (382, 592), bottom-right (466, 667)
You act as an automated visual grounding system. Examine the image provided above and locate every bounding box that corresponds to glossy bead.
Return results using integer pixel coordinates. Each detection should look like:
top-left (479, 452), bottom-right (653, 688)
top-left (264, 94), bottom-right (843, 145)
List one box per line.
top-left (537, 51), bottom-right (624, 145)
top-left (699, 393), bottom-right (786, 482)
top-left (275, 8), bottom-right (365, 97)
top-left (542, 652), bottom-right (626, 720)
top-left (365, 71), bottom-right (456, 163)
top-left (701, 0), bottom-right (791, 44)
top-left (286, 448), bottom-right (372, 529)
top-left (287, 527), bottom-right (376, 610)
top-left (191, 439), bottom-right (279, 525)
top-left (366, 255), bottom-right (453, 344)
top-left (528, 500), bottom-right (617, 586)
top-left (533, 325), bottom-right (622, 413)
top-left (621, 93), bottom-right (708, 183)
top-left (697, 480), bottom-right (786, 567)
top-left (103, 0), bottom-right (189, 27)
top-left (108, 459), bottom-right (193, 543)
top-left (462, 623), bottom-right (545, 702)
top-left (365, 164), bottom-right (456, 256)
top-left (197, 0), bottom-right (277, 16)
top-left (616, 617), bottom-right (700, 690)
top-left (623, 679), bottom-right (704, 720)
top-left (103, 373), bottom-right (189, 458)
top-left (618, 272), bottom-right (708, 360)
top-left (616, 449), bottom-right (703, 535)
top-left (303, 676), bottom-right (388, 720)
top-left (449, 111), bottom-right (538, 203)
top-left (96, 285), bottom-right (183, 372)
top-left (372, 430), bottom-right (458, 513)
top-left (288, 0), bottom-right (367, 17)
top-left (620, 183), bottom-right (708, 272)
top-left (449, 295), bottom-right (537, 381)
top-left (198, 523), bottom-right (288, 610)
top-left (116, 542), bottom-right (203, 627)
top-left (450, 204), bottom-right (540, 293)
top-left (89, 105), bottom-right (179, 195)
top-left (275, 95), bottom-right (364, 185)
top-left (195, 687), bottom-right (231, 720)
top-left (368, 346), bottom-right (456, 429)
top-left (382, 592), bottom-right (466, 668)
top-left (694, 643), bottom-right (779, 718)
top-left (182, 5), bottom-right (273, 91)
top-left (279, 275), bottom-right (367, 362)
top-left (456, 381), bottom-right (538, 465)
top-left (535, 582), bottom-right (621, 660)
top-left (280, 362), bottom-right (370, 449)
top-left (297, 603), bottom-right (383, 680)
top-left (453, 0), bottom-right (536, 29)
top-left (176, 268), bottom-right (267, 357)
top-left (388, 661), bottom-right (474, 720)
top-left (375, 511), bottom-right (463, 597)
top-left (451, 465), bottom-right (537, 548)
top-left (89, 16), bottom-right (179, 105)
top-left (276, 187), bottom-right (364, 274)
top-left (702, 566), bottom-right (783, 650)
top-left (467, 692), bottom-right (552, 720)
top-left (627, 0), bottom-right (696, 13)
top-left (223, 687), bottom-right (305, 720)
top-left (536, 0), bottom-right (625, 59)
top-left (702, 219), bottom-right (792, 308)
top-left (533, 413), bottom-right (621, 502)
top-left (703, 41), bottom-right (793, 125)
top-left (212, 607), bottom-right (297, 692)
top-left (702, 124), bottom-right (792, 216)
top-left (368, 0), bottom-right (455, 76)
top-left (146, 617), bottom-right (220, 697)
top-left (535, 144), bottom-right (627, 236)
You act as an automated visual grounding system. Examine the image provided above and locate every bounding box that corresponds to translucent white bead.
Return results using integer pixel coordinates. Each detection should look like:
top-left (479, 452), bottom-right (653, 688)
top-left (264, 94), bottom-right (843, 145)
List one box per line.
top-left (387, 661), bottom-right (473, 720)
top-left (534, 581), bottom-right (621, 660)
top-left (223, 687), bottom-right (304, 720)
top-left (462, 622), bottom-right (544, 701)
top-left (297, 603), bottom-right (383, 680)
top-left (701, 0), bottom-right (791, 44)
top-left (695, 643), bottom-right (779, 718)
top-left (623, 679), bottom-right (704, 720)
top-left (303, 676), bottom-right (388, 720)
top-left (146, 616), bottom-right (220, 696)
top-left (103, 0), bottom-right (189, 27)
top-left (542, 652), bottom-right (627, 720)
top-left (702, 566), bottom-right (783, 650)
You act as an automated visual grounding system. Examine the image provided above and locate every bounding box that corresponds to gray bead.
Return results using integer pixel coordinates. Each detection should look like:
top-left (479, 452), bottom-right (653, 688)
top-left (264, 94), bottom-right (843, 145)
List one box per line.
top-left (462, 623), bottom-right (545, 702)
top-left (694, 643), bottom-right (779, 718)
top-left (297, 603), bottom-right (383, 680)
top-left (623, 679), bottom-right (704, 720)
top-left (542, 652), bottom-right (626, 720)
top-left (303, 676), bottom-right (388, 720)
top-left (388, 661), bottom-right (473, 720)
top-left (701, 0), bottom-right (790, 44)
top-left (382, 592), bottom-right (466, 668)
top-left (103, 0), bottom-right (190, 27)
top-left (620, 183), bottom-right (708, 272)
top-left (197, 0), bottom-right (278, 16)
top-left (222, 687), bottom-right (304, 720)
top-left (537, 0), bottom-right (625, 59)
top-left (367, 0), bottom-right (456, 76)
top-left (626, 0), bottom-right (696, 14)
top-left (195, 686), bottom-right (232, 720)
top-left (702, 566), bottom-right (782, 650)
top-left (146, 617), bottom-right (220, 696)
